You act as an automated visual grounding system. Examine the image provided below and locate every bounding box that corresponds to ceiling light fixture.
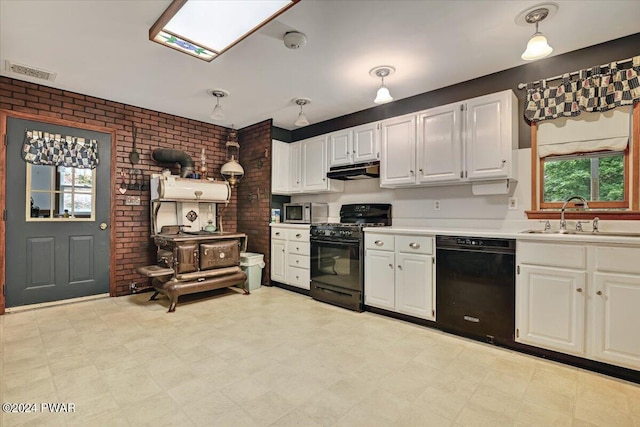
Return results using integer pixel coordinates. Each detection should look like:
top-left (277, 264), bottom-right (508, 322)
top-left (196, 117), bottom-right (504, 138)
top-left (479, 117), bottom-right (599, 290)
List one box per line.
top-left (521, 8), bottom-right (553, 61)
top-left (149, 0), bottom-right (300, 62)
top-left (209, 89), bottom-right (229, 120)
top-left (370, 66), bottom-right (395, 104)
top-left (293, 98), bottom-right (311, 127)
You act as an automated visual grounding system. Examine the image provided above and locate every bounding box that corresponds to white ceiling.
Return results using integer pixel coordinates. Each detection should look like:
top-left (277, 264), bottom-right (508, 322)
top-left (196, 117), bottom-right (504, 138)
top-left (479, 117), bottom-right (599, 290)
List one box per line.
top-left (1, 1), bottom-right (639, 131)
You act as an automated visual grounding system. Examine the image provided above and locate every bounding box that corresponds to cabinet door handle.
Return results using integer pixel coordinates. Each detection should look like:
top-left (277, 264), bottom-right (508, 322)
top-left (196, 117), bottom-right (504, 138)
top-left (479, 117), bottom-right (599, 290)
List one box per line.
top-left (296, 233), bottom-right (302, 238)
top-left (397, 265), bottom-right (403, 270)
top-left (275, 232), bottom-right (281, 236)
top-left (596, 290), bottom-right (603, 295)
top-left (576, 288), bottom-right (583, 293)
top-left (296, 260), bottom-right (299, 264)
top-left (501, 159), bottom-right (506, 167)
top-left (375, 240), bottom-right (384, 246)
top-left (410, 170), bottom-right (414, 175)
top-left (409, 243), bottom-right (420, 249)
top-left (353, 150), bottom-right (356, 154)
top-left (419, 168), bottom-right (423, 173)
top-left (388, 264), bottom-right (393, 268)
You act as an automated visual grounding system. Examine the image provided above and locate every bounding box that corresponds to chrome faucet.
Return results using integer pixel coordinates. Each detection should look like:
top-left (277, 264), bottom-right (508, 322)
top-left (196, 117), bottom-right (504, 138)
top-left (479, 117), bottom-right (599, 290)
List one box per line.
top-left (560, 195), bottom-right (589, 231)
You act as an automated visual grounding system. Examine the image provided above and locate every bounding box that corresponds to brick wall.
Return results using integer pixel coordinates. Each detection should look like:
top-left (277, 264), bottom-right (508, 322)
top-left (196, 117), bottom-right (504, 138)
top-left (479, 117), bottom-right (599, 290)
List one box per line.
top-left (237, 120), bottom-right (272, 284)
top-left (0, 76), bottom-right (237, 296)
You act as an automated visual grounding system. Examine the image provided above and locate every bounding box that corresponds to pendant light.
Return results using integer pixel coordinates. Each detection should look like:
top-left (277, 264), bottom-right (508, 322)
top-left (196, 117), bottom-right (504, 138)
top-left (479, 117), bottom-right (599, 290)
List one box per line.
top-left (521, 8), bottom-right (553, 61)
top-left (220, 126), bottom-right (244, 187)
top-left (210, 89), bottom-right (229, 120)
top-left (293, 98), bottom-right (311, 127)
top-left (370, 66), bottom-right (395, 104)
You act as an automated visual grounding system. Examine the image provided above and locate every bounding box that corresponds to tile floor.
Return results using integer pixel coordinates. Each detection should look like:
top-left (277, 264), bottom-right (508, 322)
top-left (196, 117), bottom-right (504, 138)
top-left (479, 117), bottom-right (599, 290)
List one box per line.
top-left (1, 286), bottom-right (639, 427)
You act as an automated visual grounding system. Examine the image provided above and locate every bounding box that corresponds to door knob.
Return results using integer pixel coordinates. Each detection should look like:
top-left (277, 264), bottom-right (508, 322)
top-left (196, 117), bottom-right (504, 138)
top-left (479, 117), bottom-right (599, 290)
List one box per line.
top-left (596, 290), bottom-right (603, 295)
top-left (99, 223), bottom-right (108, 230)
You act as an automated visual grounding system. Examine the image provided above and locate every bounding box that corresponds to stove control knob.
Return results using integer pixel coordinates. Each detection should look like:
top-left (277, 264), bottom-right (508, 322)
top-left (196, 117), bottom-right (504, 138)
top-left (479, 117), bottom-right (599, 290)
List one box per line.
top-left (330, 231), bottom-right (336, 236)
top-left (342, 230), bottom-right (352, 236)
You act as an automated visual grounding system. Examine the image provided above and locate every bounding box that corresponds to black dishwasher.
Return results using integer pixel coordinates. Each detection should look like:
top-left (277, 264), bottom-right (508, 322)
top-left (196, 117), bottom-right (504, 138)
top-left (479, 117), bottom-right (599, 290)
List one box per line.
top-left (435, 235), bottom-right (516, 344)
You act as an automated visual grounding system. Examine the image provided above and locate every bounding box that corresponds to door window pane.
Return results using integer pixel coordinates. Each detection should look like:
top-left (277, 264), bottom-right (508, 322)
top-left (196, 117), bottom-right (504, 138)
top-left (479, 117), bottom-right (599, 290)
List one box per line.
top-left (26, 164), bottom-right (96, 221)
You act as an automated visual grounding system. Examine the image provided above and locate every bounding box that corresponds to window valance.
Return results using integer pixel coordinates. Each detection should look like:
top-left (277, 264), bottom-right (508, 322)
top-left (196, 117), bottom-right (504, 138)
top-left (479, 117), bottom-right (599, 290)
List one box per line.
top-left (22, 130), bottom-right (99, 169)
top-left (525, 56), bottom-right (640, 122)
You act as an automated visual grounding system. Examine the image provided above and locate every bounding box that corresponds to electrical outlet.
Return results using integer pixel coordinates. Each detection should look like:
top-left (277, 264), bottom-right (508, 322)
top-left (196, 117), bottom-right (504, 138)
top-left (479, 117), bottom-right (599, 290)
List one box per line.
top-left (434, 200), bottom-right (441, 210)
top-left (508, 197), bottom-right (518, 210)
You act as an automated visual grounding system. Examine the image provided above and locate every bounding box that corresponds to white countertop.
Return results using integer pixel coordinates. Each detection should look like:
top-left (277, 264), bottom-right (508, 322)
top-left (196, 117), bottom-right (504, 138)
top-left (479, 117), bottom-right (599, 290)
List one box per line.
top-left (364, 226), bottom-right (640, 245)
top-left (269, 223), bottom-right (310, 229)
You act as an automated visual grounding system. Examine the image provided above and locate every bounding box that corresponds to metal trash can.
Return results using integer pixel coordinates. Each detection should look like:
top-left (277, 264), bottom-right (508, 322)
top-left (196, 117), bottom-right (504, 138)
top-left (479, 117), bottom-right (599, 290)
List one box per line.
top-left (240, 252), bottom-right (265, 291)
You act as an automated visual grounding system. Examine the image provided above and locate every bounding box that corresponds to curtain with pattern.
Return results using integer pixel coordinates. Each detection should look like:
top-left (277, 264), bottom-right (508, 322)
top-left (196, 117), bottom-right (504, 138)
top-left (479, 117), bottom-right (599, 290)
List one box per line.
top-left (524, 56), bottom-right (640, 122)
top-left (22, 130), bottom-right (99, 169)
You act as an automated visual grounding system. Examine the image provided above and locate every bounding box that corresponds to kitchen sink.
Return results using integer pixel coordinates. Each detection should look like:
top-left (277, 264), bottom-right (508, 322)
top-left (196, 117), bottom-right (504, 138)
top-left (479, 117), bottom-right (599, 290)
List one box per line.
top-left (521, 230), bottom-right (640, 238)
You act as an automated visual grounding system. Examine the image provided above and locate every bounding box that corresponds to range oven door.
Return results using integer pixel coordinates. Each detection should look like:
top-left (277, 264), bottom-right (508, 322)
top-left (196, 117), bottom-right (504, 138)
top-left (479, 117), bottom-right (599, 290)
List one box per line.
top-left (310, 238), bottom-right (363, 312)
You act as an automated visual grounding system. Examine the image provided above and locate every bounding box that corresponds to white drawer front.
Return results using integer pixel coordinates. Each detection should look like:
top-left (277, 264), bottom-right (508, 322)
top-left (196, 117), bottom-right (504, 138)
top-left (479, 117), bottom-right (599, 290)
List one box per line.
top-left (271, 227), bottom-right (287, 240)
top-left (289, 253), bottom-right (309, 269)
top-left (287, 266), bottom-right (310, 290)
top-left (365, 234), bottom-right (395, 251)
top-left (396, 235), bottom-right (433, 255)
top-left (595, 246), bottom-right (640, 274)
top-left (518, 241), bottom-right (586, 269)
top-left (288, 241), bottom-right (310, 256)
top-left (287, 228), bottom-right (310, 242)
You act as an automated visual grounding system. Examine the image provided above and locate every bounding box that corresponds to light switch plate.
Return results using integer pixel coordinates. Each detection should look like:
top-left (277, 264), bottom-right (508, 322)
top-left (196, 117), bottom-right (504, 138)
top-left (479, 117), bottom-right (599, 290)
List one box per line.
top-left (125, 195), bottom-right (141, 206)
top-left (434, 200), bottom-right (441, 210)
top-left (508, 197), bottom-right (517, 210)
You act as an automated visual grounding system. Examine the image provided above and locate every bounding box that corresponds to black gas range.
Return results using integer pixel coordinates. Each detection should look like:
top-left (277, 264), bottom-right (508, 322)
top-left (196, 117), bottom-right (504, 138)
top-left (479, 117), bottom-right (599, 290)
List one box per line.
top-left (309, 204), bottom-right (391, 311)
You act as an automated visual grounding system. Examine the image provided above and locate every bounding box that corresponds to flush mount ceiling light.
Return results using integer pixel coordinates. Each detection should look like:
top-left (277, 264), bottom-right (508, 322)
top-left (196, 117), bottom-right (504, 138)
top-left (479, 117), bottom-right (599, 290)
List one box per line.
top-left (209, 89), bottom-right (229, 120)
top-left (370, 66), bottom-right (395, 104)
top-left (293, 98), bottom-right (311, 127)
top-left (519, 5), bottom-right (555, 61)
top-left (150, 0), bottom-right (300, 62)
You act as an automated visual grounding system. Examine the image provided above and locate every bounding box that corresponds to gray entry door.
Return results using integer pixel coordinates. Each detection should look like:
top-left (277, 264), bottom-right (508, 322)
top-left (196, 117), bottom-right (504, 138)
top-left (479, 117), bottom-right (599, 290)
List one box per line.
top-left (5, 117), bottom-right (111, 307)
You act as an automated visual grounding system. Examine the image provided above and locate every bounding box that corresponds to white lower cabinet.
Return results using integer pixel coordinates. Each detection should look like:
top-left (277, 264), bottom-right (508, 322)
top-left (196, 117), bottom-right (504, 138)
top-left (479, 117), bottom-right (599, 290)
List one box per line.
top-left (365, 232), bottom-right (435, 320)
top-left (364, 249), bottom-right (395, 310)
top-left (270, 225), bottom-right (310, 290)
top-left (271, 238), bottom-right (287, 283)
top-left (517, 265), bottom-right (586, 355)
top-left (517, 240), bottom-right (640, 371)
top-left (591, 245), bottom-right (640, 369)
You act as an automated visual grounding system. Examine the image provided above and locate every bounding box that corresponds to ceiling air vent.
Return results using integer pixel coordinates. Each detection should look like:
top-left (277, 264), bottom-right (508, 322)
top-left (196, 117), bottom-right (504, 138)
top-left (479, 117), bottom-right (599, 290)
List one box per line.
top-left (4, 60), bottom-right (57, 82)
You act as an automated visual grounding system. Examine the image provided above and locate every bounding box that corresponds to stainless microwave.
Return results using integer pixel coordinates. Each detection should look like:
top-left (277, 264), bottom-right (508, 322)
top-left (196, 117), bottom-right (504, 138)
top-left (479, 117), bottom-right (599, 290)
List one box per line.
top-left (283, 203), bottom-right (329, 224)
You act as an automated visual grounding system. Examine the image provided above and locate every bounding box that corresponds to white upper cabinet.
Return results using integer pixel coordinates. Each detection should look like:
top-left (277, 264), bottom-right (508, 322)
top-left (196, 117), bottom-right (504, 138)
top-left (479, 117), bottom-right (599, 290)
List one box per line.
top-left (380, 89), bottom-right (517, 188)
top-left (352, 123), bottom-right (379, 163)
top-left (271, 138), bottom-right (343, 195)
top-left (465, 90), bottom-right (517, 181)
top-left (417, 103), bottom-right (463, 184)
top-left (380, 114), bottom-right (417, 187)
top-left (289, 142), bottom-right (302, 193)
top-left (328, 130), bottom-right (351, 167)
top-left (271, 140), bottom-right (290, 195)
top-left (328, 122), bottom-right (379, 168)
top-left (302, 136), bottom-right (328, 191)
